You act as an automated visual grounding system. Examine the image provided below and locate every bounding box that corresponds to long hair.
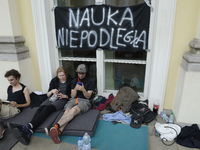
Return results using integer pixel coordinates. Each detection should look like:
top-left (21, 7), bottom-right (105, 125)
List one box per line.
top-left (56, 67), bottom-right (68, 79)
top-left (4, 69), bottom-right (21, 79)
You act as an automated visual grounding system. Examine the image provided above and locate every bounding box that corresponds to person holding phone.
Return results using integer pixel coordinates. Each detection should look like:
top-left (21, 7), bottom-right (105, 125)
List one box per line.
top-left (48, 64), bottom-right (95, 144)
top-left (7, 67), bottom-right (72, 145)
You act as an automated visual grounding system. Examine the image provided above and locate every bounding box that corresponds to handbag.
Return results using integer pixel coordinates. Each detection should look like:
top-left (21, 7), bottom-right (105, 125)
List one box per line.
top-left (0, 104), bottom-right (20, 119)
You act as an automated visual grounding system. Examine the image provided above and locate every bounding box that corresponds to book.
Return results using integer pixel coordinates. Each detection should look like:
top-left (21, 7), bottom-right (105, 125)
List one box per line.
top-left (2, 100), bottom-right (11, 104)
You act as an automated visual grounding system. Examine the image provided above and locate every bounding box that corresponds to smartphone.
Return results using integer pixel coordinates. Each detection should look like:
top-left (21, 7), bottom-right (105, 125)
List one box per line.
top-left (77, 82), bottom-right (82, 86)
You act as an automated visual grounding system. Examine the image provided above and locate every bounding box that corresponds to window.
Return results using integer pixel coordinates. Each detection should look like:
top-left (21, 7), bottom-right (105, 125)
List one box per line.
top-left (33, 0), bottom-right (176, 113)
top-left (56, 0), bottom-right (149, 97)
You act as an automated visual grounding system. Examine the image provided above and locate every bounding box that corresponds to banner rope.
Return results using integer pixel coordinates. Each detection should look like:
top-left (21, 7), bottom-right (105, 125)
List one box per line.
top-left (144, 0), bottom-right (154, 12)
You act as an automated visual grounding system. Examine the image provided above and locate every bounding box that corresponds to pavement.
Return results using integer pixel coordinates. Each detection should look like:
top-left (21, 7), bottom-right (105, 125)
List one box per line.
top-left (10, 111), bottom-right (199, 150)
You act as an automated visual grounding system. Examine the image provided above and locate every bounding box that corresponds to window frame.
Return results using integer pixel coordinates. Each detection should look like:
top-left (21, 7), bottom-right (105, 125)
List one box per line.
top-left (31, 0), bottom-right (177, 113)
top-left (57, 0), bottom-right (149, 98)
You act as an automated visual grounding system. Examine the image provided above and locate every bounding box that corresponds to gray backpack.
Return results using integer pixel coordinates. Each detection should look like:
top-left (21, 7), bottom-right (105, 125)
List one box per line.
top-left (109, 87), bottom-right (139, 113)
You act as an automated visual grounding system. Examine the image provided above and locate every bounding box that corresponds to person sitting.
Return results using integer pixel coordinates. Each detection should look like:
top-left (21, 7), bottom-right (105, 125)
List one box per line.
top-left (7, 67), bottom-right (72, 145)
top-left (49, 64), bottom-right (95, 144)
top-left (0, 69), bottom-right (31, 139)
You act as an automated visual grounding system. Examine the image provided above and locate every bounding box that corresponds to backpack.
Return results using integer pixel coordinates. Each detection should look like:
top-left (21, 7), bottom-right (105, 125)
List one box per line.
top-left (109, 87), bottom-right (139, 113)
top-left (130, 99), bottom-right (156, 124)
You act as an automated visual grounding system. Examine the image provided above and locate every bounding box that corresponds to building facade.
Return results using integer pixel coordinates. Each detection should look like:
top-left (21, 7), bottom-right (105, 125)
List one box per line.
top-left (0, 0), bottom-right (200, 124)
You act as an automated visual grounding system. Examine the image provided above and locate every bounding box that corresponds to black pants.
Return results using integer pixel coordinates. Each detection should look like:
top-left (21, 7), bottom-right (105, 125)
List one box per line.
top-left (30, 105), bottom-right (56, 131)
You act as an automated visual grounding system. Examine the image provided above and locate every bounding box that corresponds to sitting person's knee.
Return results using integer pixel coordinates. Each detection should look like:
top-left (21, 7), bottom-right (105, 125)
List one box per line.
top-left (70, 106), bottom-right (81, 114)
top-left (64, 108), bottom-right (70, 114)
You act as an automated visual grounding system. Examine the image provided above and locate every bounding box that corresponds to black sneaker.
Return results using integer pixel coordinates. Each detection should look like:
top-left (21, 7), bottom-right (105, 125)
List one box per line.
top-left (7, 122), bottom-right (15, 132)
top-left (13, 127), bottom-right (32, 145)
top-left (7, 122), bottom-right (23, 133)
top-left (22, 123), bottom-right (31, 133)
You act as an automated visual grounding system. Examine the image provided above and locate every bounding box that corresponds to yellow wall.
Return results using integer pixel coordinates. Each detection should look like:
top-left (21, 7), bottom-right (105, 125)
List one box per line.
top-left (16, 0), bottom-right (42, 91)
top-left (14, 0), bottom-right (200, 103)
top-left (164, 0), bottom-right (200, 109)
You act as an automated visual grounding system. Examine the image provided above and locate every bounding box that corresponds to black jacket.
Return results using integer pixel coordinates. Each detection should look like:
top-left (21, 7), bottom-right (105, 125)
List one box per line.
top-left (48, 74), bottom-right (73, 99)
top-left (176, 124), bottom-right (200, 148)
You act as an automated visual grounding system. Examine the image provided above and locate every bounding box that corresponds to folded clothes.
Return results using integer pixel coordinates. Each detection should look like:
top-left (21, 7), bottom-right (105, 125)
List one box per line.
top-left (100, 97), bottom-right (107, 104)
top-left (94, 103), bottom-right (107, 111)
top-left (103, 110), bottom-right (132, 124)
top-left (94, 94), bottom-right (114, 110)
top-left (95, 96), bottom-right (103, 103)
top-left (94, 96), bottom-right (104, 107)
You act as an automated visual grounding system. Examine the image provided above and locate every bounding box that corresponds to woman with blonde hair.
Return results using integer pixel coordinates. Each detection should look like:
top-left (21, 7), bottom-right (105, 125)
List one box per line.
top-left (8, 67), bottom-right (72, 145)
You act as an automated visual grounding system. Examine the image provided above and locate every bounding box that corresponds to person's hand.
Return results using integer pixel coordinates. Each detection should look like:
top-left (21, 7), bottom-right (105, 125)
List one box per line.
top-left (57, 93), bottom-right (67, 99)
top-left (76, 83), bottom-right (85, 92)
top-left (51, 89), bottom-right (59, 95)
top-left (10, 101), bottom-right (18, 107)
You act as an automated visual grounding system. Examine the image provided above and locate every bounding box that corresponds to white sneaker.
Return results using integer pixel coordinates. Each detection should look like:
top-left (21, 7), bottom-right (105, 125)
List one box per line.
top-left (44, 127), bottom-right (50, 136)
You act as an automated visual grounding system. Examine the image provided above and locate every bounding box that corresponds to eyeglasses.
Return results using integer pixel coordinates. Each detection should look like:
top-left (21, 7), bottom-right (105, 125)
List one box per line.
top-left (78, 72), bottom-right (86, 75)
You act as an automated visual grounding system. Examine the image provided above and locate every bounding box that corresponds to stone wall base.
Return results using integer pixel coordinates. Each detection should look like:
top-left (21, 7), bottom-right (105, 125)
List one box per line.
top-left (173, 66), bottom-right (200, 124)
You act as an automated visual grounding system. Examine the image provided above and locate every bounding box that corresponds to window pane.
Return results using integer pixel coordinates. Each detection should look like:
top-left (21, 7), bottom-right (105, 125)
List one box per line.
top-left (104, 0), bottom-right (148, 93)
top-left (62, 60), bottom-right (97, 88)
top-left (57, 0), bottom-right (96, 58)
top-left (61, 50), bottom-right (96, 58)
top-left (105, 51), bottom-right (147, 60)
top-left (57, 0), bottom-right (95, 7)
top-left (105, 0), bottom-right (145, 6)
top-left (105, 63), bottom-right (145, 92)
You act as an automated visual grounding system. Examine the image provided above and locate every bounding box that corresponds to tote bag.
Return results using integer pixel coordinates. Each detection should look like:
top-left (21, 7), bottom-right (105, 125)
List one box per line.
top-left (0, 104), bottom-right (20, 119)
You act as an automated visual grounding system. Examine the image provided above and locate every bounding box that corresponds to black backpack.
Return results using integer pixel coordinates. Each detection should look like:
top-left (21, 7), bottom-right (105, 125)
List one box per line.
top-left (130, 99), bottom-right (156, 124)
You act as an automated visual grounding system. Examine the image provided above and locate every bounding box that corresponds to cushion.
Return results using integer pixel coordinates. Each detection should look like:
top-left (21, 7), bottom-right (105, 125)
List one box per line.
top-left (1, 107), bottom-right (38, 127)
top-left (0, 107), bottom-right (100, 137)
top-left (34, 110), bottom-right (62, 133)
top-left (53, 109), bottom-right (100, 137)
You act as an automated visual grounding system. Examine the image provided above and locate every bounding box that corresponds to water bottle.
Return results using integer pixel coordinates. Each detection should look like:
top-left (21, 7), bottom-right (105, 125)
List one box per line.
top-left (168, 111), bottom-right (174, 124)
top-left (49, 94), bottom-right (58, 102)
top-left (78, 137), bottom-right (83, 150)
top-left (155, 130), bottom-right (160, 137)
top-left (82, 133), bottom-right (91, 150)
top-left (49, 89), bottom-right (60, 102)
top-left (160, 111), bottom-right (169, 123)
top-left (153, 100), bottom-right (159, 115)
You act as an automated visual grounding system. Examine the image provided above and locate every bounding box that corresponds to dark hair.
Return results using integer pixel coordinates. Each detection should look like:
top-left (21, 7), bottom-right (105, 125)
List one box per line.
top-left (4, 69), bottom-right (21, 79)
